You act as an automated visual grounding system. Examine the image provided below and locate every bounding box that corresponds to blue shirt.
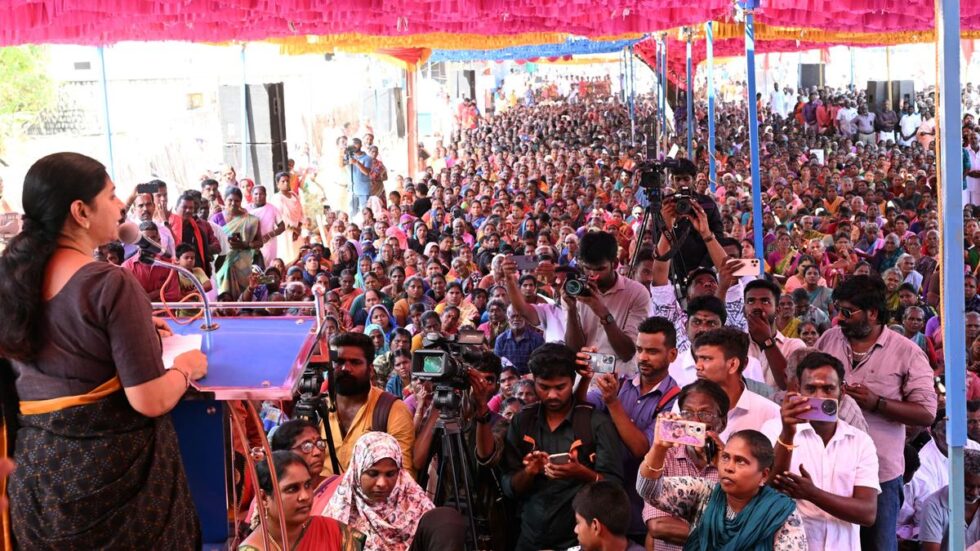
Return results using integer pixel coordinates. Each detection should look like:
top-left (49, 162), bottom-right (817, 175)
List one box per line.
top-left (350, 152), bottom-right (373, 195)
top-left (587, 374), bottom-right (679, 538)
top-left (493, 328), bottom-right (545, 375)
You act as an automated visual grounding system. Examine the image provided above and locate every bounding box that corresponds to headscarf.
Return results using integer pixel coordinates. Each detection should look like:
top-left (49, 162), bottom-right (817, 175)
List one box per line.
top-left (367, 304), bottom-right (397, 334)
top-left (363, 323), bottom-right (390, 357)
top-left (322, 432), bottom-right (434, 551)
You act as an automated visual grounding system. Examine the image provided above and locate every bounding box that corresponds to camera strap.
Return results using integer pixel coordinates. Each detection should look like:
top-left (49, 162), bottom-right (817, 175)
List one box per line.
top-left (516, 403), bottom-right (596, 468)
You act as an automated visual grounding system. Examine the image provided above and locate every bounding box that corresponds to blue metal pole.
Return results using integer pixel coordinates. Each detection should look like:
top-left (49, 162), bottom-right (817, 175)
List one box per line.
top-left (629, 45), bottom-right (636, 145)
top-left (706, 22), bottom-right (717, 193)
top-left (240, 44), bottom-right (249, 178)
top-left (97, 46), bottom-right (115, 180)
top-left (938, 0), bottom-right (966, 546)
top-left (744, 9), bottom-right (764, 272)
top-left (849, 47), bottom-right (855, 89)
top-left (660, 38), bottom-right (667, 158)
top-left (685, 33), bottom-right (694, 157)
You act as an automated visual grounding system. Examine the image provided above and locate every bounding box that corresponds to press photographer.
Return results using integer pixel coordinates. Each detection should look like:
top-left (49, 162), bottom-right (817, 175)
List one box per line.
top-left (343, 137), bottom-right (374, 213)
top-left (410, 331), bottom-right (512, 551)
top-left (563, 230), bottom-right (652, 375)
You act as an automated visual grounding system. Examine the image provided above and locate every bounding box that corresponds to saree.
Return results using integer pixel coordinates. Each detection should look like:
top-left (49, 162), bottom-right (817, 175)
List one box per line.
top-left (216, 212), bottom-right (261, 298)
top-left (239, 516), bottom-right (364, 551)
top-left (9, 382), bottom-right (199, 550)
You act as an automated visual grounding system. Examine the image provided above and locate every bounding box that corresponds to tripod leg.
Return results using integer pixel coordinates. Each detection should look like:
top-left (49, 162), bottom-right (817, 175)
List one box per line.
top-left (449, 430), bottom-right (481, 550)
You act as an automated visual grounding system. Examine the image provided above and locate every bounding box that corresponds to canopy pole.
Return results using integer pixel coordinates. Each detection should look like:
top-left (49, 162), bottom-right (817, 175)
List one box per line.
top-left (97, 46), bottom-right (115, 181)
top-left (706, 21), bottom-right (717, 193)
top-left (849, 47), bottom-right (855, 89)
top-left (406, 63), bottom-right (419, 177)
top-left (743, 4), bottom-right (764, 273)
top-left (629, 45), bottom-right (637, 145)
top-left (660, 37), bottom-right (668, 158)
top-left (886, 46), bottom-right (893, 107)
top-left (240, 44), bottom-right (249, 179)
top-left (685, 29), bottom-right (694, 157)
top-left (938, 0), bottom-right (966, 546)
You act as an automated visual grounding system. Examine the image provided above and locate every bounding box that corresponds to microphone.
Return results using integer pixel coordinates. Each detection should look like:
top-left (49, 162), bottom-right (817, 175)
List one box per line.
top-left (118, 221), bottom-right (164, 258)
top-left (118, 222), bottom-right (218, 331)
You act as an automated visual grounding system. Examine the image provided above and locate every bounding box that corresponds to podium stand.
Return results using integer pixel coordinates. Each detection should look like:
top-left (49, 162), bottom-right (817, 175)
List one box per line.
top-left (165, 316), bottom-right (322, 548)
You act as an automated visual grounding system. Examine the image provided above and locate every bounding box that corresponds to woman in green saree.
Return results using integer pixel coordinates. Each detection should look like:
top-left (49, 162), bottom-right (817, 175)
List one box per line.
top-left (216, 187), bottom-right (262, 299)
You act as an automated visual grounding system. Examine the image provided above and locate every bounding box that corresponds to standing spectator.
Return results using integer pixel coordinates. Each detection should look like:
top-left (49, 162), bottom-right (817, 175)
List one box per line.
top-left (493, 306), bottom-right (544, 376)
top-left (764, 352), bottom-right (879, 550)
top-left (816, 275), bottom-right (937, 551)
top-left (501, 343), bottom-right (623, 551)
top-left (248, 185), bottom-right (285, 268)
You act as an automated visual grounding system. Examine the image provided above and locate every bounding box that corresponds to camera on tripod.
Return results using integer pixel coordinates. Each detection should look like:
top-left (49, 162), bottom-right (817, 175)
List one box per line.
top-left (412, 330), bottom-right (487, 392)
top-left (635, 158), bottom-right (680, 207)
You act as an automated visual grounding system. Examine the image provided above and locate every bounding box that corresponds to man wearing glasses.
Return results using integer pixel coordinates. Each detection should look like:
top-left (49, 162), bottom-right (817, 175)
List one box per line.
top-left (640, 379), bottom-right (730, 551)
top-left (815, 275), bottom-right (937, 551)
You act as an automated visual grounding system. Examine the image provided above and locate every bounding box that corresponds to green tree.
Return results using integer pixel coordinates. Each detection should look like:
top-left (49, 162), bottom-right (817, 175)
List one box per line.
top-left (0, 45), bottom-right (54, 159)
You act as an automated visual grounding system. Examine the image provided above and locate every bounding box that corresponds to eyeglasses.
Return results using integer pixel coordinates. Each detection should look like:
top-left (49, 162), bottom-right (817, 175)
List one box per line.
top-left (835, 302), bottom-right (860, 319)
top-left (680, 410), bottom-right (721, 423)
top-left (292, 439), bottom-right (328, 454)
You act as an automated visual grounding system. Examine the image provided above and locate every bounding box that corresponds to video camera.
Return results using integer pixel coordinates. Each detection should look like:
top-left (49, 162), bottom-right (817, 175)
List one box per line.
top-left (344, 145), bottom-right (359, 162)
top-left (412, 329), bottom-right (486, 391)
top-left (635, 158), bottom-right (680, 207)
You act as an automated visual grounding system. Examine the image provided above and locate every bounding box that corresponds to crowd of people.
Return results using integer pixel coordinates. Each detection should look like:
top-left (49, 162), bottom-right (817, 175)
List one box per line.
top-left (3, 73), bottom-right (980, 551)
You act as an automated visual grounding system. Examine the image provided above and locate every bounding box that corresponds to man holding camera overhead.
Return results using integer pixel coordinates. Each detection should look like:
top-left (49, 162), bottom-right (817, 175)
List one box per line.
top-left (563, 230), bottom-right (653, 377)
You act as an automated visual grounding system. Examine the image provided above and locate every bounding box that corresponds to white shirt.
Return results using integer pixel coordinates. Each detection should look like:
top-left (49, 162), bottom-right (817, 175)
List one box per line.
top-left (669, 348), bottom-right (765, 388)
top-left (532, 301), bottom-right (567, 344)
top-left (966, 145), bottom-right (980, 193)
top-left (837, 107), bottom-right (857, 135)
top-left (748, 330), bottom-right (807, 387)
top-left (720, 386), bottom-right (781, 441)
top-left (899, 113), bottom-right (922, 145)
top-left (760, 419), bottom-right (880, 551)
top-left (770, 89), bottom-right (785, 116)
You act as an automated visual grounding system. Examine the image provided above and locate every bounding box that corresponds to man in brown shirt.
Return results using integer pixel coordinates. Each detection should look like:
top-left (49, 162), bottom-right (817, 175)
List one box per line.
top-left (816, 275), bottom-right (937, 551)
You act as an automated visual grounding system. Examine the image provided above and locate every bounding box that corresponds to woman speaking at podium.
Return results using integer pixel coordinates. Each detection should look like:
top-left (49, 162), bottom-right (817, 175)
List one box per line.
top-left (0, 152), bottom-right (207, 549)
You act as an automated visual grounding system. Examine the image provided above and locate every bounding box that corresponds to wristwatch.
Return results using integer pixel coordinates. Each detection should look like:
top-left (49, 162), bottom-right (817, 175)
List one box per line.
top-left (760, 337), bottom-right (777, 350)
top-left (475, 409), bottom-right (493, 424)
top-left (599, 313), bottom-right (615, 326)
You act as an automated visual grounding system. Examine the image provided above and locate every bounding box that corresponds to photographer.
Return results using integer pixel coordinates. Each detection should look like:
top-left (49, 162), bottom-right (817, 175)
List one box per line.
top-left (344, 137), bottom-right (374, 214)
top-left (763, 352), bottom-right (879, 549)
top-left (502, 343), bottom-right (623, 551)
top-left (656, 158), bottom-right (724, 275)
top-left (411, 346), bottom-right (512, 551)
top-left (563, 231), bottom-right (652, 374)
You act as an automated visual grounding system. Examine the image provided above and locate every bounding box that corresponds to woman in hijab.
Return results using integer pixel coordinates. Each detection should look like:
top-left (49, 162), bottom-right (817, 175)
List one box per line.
top-left (322, 432), bottom-right (434, 551)
top-left (638, 425), bottom-right (807, 550)
top-left (362, 324), bottom-right (390, 360)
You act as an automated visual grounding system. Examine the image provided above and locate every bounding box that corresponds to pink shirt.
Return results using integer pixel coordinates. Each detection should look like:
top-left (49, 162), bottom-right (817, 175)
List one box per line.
top-left (816, 326), bottom-right (938, 482)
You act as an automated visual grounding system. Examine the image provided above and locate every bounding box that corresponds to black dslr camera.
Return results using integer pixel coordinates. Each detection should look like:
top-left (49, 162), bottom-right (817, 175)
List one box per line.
top-left (563, 273), bottom-right (592, 297)
top-left (671, 186), bottom-right (696, 217)
top-left (344, 145), bottom-right (358, 162)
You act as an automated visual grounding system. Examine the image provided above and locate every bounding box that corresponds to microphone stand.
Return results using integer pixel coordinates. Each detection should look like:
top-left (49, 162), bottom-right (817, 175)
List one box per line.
top-left (137, 247), bottom-right (219, 332)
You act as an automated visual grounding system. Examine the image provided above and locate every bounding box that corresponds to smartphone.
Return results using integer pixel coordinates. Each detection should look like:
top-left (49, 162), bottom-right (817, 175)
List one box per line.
top-left (798, 397), bottom-right (838, 422)
top-left (136, 182), bottom-right (159, 195)
top-left (548, 453), bottom-right (571, 465)
top-left (656, 417), bottom-right (707, 447)
top-left (512, 255), bottom-right (537, 271)
top-left (733, 258), bottom-right (761, 277)
top-left (585, 352), bottom-right (617, 374)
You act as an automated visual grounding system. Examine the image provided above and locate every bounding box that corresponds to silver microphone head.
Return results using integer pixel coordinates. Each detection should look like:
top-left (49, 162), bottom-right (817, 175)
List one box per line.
top-left (117, 221), bottom-right (140, 244)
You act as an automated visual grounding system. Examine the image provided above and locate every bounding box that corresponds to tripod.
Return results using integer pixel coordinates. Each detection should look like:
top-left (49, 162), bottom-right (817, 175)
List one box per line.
top-left (427, 404), bottom-right (487, 551)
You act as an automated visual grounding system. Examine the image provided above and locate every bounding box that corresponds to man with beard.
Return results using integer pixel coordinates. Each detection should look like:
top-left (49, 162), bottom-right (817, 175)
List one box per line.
top-left (816, 275), bottom-right (937, 551)
top-left (171, 191), bottom-right (219, 277)
top-left (320, 332), bottom-right (415, 477)
top-left (131, 191), bottom-right (176, 258)
top-left (578, 316), bottom-right (681, 544)
top-left (502, 343), bottom-right (623, 551)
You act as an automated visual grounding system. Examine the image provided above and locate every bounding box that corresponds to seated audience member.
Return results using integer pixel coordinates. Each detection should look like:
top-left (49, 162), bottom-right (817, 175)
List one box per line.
top-left (639, 428), bottom-right (807, 549)
top-left (917, 449), bottom-right (980, 551)
top-left (239, 451), bottom-right (361, 551)
top-left (571, 481), bottom-right (646, 551)
top-left (643, 379), bottom-right (730, 550)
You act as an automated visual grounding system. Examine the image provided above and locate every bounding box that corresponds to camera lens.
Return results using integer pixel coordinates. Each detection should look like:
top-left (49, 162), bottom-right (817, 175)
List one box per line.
top-left (675, 198), bottom-right (693, 216)
top-left (564, 279), bottom-right (584, 296)
top-left (821, 399), bottom-right (838, 416)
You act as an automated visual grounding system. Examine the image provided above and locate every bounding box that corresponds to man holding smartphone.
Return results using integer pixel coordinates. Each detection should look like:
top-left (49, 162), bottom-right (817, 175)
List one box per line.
top-left (763, 351), bottom-right (880, 550)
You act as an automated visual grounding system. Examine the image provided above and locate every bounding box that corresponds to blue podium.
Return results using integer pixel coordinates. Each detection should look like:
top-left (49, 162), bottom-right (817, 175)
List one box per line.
top-left (166, 316), bottom-right (321, 548)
